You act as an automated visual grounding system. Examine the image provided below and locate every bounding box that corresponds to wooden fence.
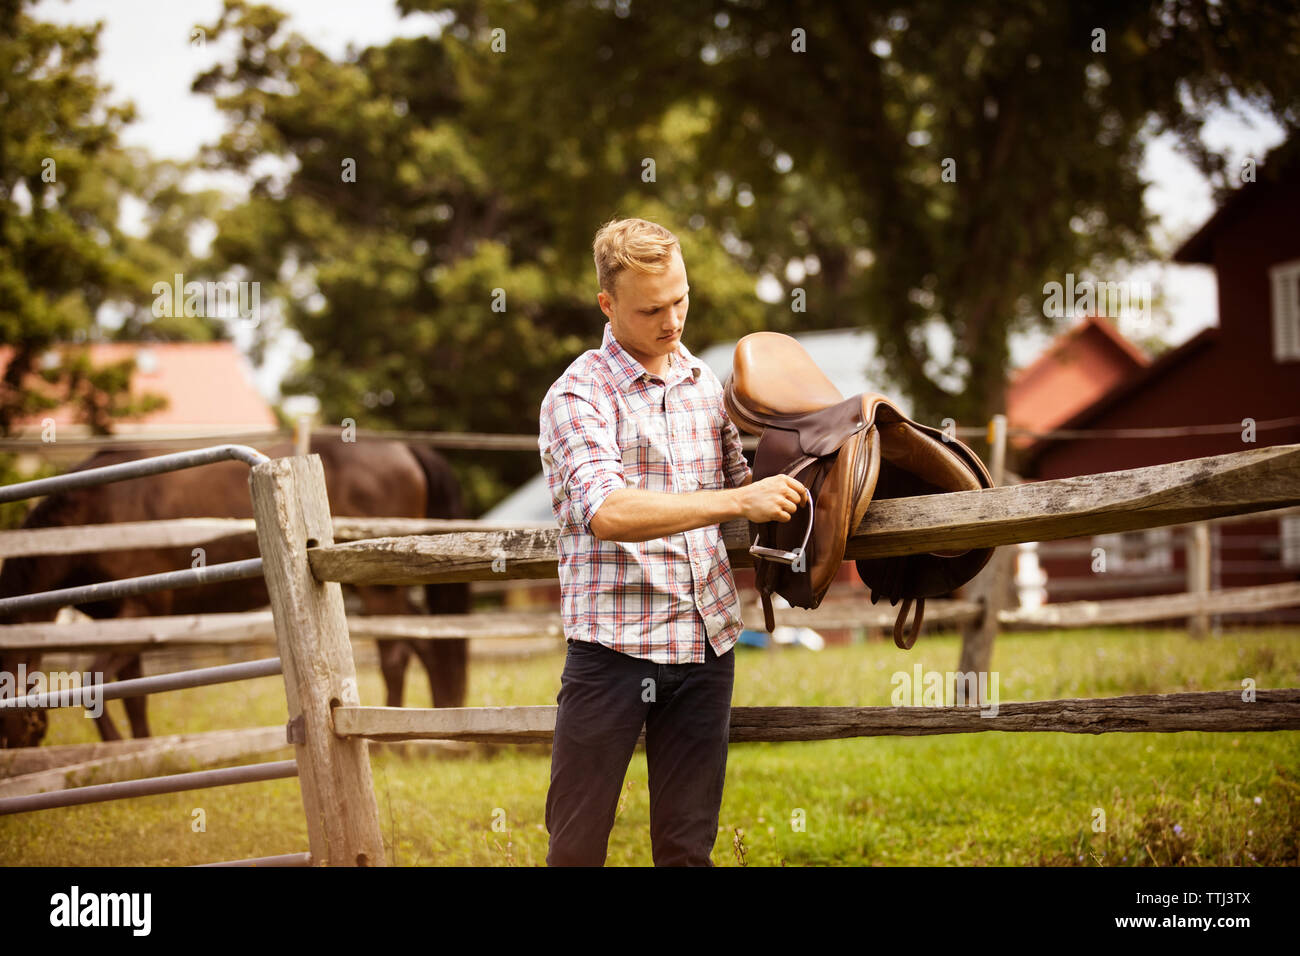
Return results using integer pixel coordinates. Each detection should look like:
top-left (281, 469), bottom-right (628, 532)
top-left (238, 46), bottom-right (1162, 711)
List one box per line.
top-left (246, 443), bottom-right (1300, 864)
top-left (3, 441), bottom-right (1300, 864)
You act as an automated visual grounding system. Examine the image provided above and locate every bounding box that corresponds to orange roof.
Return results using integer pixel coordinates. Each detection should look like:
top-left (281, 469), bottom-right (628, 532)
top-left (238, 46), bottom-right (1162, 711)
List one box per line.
top-left (1006, 316), bottom-right (1149, 441)
top-left (0, 342), bottom-right (278, 430)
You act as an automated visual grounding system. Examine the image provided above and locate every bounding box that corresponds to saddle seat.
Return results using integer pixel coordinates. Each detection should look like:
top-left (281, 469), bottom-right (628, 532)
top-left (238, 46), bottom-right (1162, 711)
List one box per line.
top-left (723, 332), bottom-right (994, 649)
top-left (727, 331), bottom-right (844, 422)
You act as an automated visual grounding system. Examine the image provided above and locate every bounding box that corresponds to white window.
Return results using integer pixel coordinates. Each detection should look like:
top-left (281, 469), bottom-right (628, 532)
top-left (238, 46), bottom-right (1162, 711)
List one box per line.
top-left (1282, 515), bottom-right (1300, 570)
top-left (1093, 532), bottom-right (1126, 571)
top-left (1091, 529), bottom-right (1172, 572)
top-left (1144, 527), bottom-right (1173, 572)
top-left (1269, 259), bottom-right (1300, 362)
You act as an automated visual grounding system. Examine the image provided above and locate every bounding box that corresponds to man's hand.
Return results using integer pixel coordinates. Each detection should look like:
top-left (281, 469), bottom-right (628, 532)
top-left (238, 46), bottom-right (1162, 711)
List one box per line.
top-left (732, 474), bottom-right (807, 523)
top-left (588, 474), bottom-right (808, 542)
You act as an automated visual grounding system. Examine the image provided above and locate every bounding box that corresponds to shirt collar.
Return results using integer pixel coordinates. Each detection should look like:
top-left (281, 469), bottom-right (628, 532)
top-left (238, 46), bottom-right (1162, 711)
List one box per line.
top-left (600, 321), bottom-right (701, 390)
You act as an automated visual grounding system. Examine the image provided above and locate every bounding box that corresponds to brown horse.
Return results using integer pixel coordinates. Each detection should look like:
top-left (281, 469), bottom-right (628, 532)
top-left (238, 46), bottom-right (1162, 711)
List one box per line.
top-left (0, 436), bottom-right (470, 748)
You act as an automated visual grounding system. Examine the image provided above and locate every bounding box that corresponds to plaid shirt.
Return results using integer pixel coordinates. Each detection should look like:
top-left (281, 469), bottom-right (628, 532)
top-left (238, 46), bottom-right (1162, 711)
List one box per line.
top-left (539, 321), bottom-right (752, 663)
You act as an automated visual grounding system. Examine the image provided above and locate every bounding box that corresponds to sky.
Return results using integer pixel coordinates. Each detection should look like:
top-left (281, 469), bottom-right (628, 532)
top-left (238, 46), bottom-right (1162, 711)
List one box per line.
top-left (31, 0), bottom-right (1289, 411)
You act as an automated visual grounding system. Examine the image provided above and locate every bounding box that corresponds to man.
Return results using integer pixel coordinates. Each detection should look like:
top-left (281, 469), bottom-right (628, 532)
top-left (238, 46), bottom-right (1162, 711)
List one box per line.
top-left (538, 217), bottom-right (806, 866)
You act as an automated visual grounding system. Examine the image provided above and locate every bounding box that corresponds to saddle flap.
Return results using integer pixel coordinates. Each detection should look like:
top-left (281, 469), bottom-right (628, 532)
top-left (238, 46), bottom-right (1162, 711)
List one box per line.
top-left (775, 395), bottom-right (870, 459)
top-left (750, 422), bottom-right (879, 616)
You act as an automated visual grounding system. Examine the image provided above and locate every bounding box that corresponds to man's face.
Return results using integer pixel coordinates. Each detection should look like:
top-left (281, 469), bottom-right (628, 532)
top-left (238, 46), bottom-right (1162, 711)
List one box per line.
top-left (598, 248), bottom-right (689, 366)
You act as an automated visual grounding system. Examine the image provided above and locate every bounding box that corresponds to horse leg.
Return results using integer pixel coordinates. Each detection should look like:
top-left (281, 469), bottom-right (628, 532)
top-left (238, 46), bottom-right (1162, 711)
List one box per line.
top-left (358, 586), bottom-right (468, 707)
top-left (118, 655), bottom-right (151, 739)
top-left (116, 596), bottom-right (168, 739)
top-left (376, 640), bottom-right (412, 708)
top-left (0, 652), bottom-right (49, 748)
top-left (356, 586), bottom-right (418, 707)
top-left (89, 597), bottom-right (164, 740)
top-left (419, 582), bottom-right (471, 708)
top-left (411, 639), bottom-right (468, 708)
top-left (89, 651), bottom-right (133, 742)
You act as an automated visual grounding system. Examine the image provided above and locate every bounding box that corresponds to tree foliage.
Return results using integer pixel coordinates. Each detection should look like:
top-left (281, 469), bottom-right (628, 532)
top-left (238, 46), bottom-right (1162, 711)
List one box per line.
top-left (196, 1), bottom-right (1300, 504)
top-left (0, 0), bottom-right (227, 437)
top-left (399, 0), bottom-right (1300, 424)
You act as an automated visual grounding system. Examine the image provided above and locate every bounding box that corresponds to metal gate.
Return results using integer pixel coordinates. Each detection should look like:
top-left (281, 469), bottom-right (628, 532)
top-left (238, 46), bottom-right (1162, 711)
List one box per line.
top-left (0, 445), bottom-right (311, 866)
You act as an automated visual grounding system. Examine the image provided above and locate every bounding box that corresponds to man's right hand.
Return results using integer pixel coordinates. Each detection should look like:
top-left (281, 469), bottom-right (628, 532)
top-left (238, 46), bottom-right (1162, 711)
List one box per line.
top-left (733, 474), bottom-right (807, 523)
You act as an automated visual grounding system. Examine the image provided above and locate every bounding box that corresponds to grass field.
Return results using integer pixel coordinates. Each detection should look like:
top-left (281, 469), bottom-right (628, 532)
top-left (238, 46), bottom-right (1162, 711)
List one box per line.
top-left (2, 627), bottom-right (1297, 866)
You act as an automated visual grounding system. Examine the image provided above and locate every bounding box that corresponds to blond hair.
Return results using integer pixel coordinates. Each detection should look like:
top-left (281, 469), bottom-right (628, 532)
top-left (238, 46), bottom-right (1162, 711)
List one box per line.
top-left (592, 217), bottom-right (681, 296)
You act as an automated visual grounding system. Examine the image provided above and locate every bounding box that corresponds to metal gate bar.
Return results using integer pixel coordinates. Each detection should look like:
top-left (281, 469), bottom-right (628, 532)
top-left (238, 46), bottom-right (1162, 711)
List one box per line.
top-left (0, 557), bottom-right (265, 617)
top-left (0, 759), bottom-right (298, 815)
top-left (0, 444), bottom-right (270, 504)
top-left (0, 657), bottom-right (283, 711)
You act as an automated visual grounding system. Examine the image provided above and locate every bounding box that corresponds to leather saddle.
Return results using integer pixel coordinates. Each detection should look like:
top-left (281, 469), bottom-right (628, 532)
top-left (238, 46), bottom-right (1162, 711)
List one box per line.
top-left (723, 332), bottom-right (995, 649)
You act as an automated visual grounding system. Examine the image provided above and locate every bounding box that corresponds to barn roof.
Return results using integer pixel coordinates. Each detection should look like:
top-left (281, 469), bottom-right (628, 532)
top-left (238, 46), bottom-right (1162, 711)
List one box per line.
top-left (0, 341), bottom-right (278, 432)
top-left (1016, 326), bottom-right (1220, 471)
top-left (1174, 136), bottom-right (1300, 265)
top-left (1005, 315), bottom-right (1149, 444)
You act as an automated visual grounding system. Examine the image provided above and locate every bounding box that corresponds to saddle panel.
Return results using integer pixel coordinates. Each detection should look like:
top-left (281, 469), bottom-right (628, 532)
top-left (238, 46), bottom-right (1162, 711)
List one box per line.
top-left (854, 422), bottom-right (994, 601)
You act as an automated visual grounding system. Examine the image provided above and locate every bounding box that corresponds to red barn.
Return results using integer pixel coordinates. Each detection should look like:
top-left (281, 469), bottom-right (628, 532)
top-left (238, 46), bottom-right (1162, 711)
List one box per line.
top-left (1020, 140), bottom-right (1300, 618)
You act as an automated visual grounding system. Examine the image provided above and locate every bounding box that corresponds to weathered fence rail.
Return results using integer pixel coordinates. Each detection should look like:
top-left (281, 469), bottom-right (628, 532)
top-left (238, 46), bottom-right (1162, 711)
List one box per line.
top-left (0, 726), bottom-right (290, 798)
top-left (1000, 581), bottom-right (1300, 629)
top-left (2, 580), bottom-right (1296, 657)
top-left (9, 505), bottom-right (1292, 562)
top-left (0, 609), bottom-right (566, 652)
top-left (304, 445), bottom-right (1300, 586)
top-left (0, 516), bottom-right (557, 560)
top-left (331, 689), bottom-right (1300, 745)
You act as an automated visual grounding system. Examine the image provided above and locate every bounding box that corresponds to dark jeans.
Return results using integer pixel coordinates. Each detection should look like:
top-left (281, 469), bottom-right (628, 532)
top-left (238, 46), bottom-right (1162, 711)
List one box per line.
top-left (545, 637), bottom-right (735, 866)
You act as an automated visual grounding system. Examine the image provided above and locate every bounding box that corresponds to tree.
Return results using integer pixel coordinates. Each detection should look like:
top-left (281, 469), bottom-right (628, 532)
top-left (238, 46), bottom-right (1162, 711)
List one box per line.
top-left (193, 1), bottom-right (768, 509)
top-left (195, 0), bottom-right (1300, 508)
top-left (401, 0), bottom-right (1300, 428)
top-left (0, 0), bottom-right (218, 437)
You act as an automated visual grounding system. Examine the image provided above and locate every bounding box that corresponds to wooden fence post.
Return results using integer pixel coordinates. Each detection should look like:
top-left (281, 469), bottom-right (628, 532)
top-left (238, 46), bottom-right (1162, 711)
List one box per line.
top-left (250, 454), bottom-right (385, 866)
top-left (957, 415), bottom-right (1008, 704)
top-left (1186, 522), bottom-right (1211, 639)
top-left (294, 415), bottom-right (312, 457)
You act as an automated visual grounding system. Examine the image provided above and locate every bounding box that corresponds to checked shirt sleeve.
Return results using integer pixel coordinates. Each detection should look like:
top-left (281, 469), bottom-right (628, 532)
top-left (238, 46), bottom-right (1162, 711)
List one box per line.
top-left (540, 381), bottom-right (626, 532)
top-left (720, 396), bottom-right (752, 489)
